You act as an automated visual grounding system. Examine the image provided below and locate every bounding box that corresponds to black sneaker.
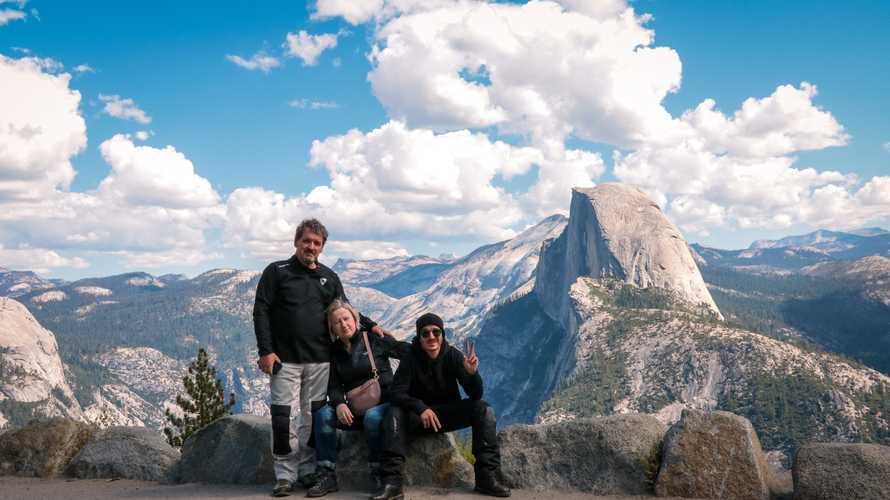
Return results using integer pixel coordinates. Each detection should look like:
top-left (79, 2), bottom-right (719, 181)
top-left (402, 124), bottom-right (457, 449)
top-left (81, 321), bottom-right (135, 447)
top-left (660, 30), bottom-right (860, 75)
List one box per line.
top-left (272, 479), bottom-right (292, 497)
top-left (474, 479), bottom-right (511, 497)
top-left (296, 472), bottom-right (319, 490)
top-left (306, 472), bottom-right (339, 498)
top-left (369, 483), bottom-right (404, 500)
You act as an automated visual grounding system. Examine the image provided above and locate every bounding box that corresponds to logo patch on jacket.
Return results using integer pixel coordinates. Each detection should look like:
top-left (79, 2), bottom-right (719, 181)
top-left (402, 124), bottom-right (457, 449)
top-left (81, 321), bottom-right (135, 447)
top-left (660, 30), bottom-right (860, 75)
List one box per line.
top-left (319, 277), bottom-right (328, 286)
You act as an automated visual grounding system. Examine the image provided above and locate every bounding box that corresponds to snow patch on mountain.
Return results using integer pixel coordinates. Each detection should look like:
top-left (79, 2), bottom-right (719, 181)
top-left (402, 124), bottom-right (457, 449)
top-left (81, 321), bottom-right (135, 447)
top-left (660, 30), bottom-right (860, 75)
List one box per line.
top-left (127, 276), bottom-right (165, 287)
top-left (75, 303), bottom-right (96, 317)
top-left (74, 286), bottom-right (113, 296)
top-left (31, 290), bottom-right (67, 303)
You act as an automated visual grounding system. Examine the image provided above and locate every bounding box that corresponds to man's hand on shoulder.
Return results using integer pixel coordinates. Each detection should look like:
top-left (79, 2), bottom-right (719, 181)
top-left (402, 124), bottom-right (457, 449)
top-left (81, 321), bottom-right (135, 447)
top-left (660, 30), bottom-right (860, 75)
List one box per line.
top-left (371, 324), bottom-right (392, 338)
top-left (257, 352), bottom-right (281, 375)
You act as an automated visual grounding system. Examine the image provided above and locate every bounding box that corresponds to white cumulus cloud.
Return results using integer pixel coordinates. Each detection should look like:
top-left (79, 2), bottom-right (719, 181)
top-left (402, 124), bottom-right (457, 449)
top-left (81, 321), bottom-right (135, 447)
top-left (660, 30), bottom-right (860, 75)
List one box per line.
top-left (0, 54), bottom-right (224, 271)
top-left (97, 134), bottom-right (220, 210)
top-left (225, 52), bottom-right (281, 73)
top-left (72, 64), bottom-right (94, 73)
top-left (0, 244), bottom-right (88, 273)
top-left (367, 0), bottom-right (682, 148)
top-left (0, 8), bottom-right (26, 25)
top-left (313, 0), bottom-right (383, 25)
top-left (289, 98), bottom-right (339, 110)
top-left (680, 82), bottom-right (848, 158)
top-left (284, 30), bottom-right (339, 66)
top-left (222, 121), bottom-right (590, 259)
top-left (325, 240), bottom-right (409, 260)
top-left (99, 94), bottom-right (152, 124)
top-left (0, 55), bottom-right (86, 200)
top-left (613, 83), bottom-right (888, 233)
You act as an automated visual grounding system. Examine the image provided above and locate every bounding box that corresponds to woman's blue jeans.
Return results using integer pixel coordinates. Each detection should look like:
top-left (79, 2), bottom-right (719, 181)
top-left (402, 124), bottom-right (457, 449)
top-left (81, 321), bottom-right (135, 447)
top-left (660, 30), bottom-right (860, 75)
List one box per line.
top-left (313, 402), bottom-right (389, 470)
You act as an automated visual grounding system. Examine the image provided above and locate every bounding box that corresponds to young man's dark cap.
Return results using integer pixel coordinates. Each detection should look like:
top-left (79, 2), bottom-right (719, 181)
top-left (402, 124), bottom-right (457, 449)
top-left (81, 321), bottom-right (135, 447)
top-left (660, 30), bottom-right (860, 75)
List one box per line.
top-left (415, 312), bottom-right (444, 335)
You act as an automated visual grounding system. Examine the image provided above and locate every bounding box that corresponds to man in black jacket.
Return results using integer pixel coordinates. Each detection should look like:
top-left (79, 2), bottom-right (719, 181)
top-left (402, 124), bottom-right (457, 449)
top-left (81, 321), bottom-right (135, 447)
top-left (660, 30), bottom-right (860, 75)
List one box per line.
top-left (375, 312), bottom-right (511, 499)
top-left (254, 218), bottom-right (383, 497)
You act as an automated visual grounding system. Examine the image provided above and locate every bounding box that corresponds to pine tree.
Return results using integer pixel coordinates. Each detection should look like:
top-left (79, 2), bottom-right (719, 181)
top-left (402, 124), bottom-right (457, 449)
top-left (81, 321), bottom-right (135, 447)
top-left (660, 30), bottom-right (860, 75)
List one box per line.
top-left (164, 347), bottom-right (236, 447)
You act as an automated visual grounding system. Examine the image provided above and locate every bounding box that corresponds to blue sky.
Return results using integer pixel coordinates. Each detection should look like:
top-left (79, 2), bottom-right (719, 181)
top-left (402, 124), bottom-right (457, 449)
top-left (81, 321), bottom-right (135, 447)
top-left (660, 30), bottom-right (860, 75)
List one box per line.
top-left (1, 0), bottom-right (889, 280)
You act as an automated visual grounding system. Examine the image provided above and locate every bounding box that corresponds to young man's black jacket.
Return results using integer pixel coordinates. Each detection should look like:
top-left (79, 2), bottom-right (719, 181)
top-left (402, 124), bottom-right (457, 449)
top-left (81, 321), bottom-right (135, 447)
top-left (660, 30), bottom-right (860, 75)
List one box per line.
top-left (389, 336), bottom-right (483, 415)
top-left (253, 255), bottom-right (376, 364)
top-left (327, 332), bottom-right (411, 407)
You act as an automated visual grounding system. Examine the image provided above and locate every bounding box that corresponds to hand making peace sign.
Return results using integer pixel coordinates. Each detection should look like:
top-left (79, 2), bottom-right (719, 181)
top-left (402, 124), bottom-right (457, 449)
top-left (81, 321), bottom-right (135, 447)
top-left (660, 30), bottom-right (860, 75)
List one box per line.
top-left (463, 340), bottom-right (479, 375)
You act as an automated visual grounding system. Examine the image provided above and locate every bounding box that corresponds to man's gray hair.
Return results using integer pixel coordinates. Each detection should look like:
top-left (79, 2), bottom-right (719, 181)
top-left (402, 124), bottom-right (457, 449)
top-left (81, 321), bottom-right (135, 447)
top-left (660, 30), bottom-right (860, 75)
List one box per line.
top-left (295, 218), bottom-right (329, 245)
top-left (326, 298), bottom-right (359, 339)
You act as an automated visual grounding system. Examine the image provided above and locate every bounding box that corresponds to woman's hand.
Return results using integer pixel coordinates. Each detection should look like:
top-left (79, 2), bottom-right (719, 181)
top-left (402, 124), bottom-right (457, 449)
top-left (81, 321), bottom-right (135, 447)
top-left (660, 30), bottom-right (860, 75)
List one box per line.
top-left (420, 408), bottom-right (441, 432)
top-left (336, 403), bottom-right (354, 426)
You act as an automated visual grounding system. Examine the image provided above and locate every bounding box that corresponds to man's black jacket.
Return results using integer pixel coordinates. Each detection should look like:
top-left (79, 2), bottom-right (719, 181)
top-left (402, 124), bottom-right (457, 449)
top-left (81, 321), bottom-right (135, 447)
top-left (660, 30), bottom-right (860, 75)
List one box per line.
top-left (253, 255), bottom-right (375, 364)
top-left (389, 336), bottom-right (483, 415)
top-left (327, 332), bottom-right (411, 407)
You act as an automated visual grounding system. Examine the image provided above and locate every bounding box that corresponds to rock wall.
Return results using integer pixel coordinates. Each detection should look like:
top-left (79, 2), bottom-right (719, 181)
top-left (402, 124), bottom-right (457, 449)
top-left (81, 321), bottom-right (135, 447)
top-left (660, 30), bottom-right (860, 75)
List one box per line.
top-left (535, 185), bottom-right (721, 326)
top-left (0, 298), bottom-right (83, 429)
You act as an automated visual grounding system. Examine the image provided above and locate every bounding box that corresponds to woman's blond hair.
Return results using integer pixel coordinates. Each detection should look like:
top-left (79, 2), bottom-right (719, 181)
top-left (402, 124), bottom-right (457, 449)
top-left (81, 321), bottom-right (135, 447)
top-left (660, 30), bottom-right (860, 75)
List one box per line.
top-left (326, 298), bottom-right (360, 340)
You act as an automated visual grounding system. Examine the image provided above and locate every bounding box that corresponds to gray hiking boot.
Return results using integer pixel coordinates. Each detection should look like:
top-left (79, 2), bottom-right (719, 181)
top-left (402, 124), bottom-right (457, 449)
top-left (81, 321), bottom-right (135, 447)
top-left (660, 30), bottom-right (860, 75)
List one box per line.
top-left (272, 479), bottom-right (292, 497)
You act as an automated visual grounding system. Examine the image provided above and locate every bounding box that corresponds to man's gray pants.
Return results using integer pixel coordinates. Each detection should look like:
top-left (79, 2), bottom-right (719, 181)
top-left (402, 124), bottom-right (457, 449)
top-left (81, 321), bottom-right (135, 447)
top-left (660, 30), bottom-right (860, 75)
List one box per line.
top-left (269, 362), bottom-right (329, 483)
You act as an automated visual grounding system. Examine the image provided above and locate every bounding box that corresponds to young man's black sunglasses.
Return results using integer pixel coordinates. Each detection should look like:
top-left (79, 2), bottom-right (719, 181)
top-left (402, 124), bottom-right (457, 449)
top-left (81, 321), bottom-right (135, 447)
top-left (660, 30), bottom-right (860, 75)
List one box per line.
top-left (420, 327), bottom-right (442, 339)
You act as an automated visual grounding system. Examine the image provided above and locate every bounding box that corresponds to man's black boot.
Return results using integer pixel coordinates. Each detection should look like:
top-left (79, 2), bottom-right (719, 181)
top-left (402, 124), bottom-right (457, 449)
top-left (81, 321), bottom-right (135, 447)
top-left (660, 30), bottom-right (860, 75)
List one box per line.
top-left (474, 478), bottom-right (511, 498)
top-left (306, 469), bottom-right (339, 497)
top-left (369, 483), bottom-right (403, 500)
top-left (368, 463), bottom-right (383, 494)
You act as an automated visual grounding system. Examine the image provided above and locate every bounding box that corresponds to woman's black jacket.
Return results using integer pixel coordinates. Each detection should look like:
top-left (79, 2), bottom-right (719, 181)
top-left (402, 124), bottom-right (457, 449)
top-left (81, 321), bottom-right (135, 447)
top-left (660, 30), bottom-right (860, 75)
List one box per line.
top-left (327, 331), bottom-right (411, 407)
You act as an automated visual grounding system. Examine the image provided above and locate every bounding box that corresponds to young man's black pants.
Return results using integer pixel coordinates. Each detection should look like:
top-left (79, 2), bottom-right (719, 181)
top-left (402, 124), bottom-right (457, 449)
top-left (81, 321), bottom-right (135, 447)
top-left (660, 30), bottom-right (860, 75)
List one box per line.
top-left (379, 398), bottom-right (501, 485)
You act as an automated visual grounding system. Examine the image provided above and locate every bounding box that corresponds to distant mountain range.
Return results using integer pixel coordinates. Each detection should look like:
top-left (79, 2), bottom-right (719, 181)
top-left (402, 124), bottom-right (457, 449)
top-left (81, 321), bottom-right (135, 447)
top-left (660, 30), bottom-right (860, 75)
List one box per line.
top-left (1, 191), bottom-right (888, 460)
top-left (691, 227), bottom-right (890, 273)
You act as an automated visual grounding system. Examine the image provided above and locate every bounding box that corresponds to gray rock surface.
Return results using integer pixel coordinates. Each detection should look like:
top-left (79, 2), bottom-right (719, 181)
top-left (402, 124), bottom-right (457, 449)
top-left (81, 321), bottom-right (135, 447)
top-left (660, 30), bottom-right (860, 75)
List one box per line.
top-left (792, 443), bottom-right (890, 500)
top-left (67, 426), bottom-right (178, 480)
top-left (169, 413), bottom-right (473, 487)
top-left (535, 185), bottom-right (722, 327)
top-left (169, 414), bottom-right (274, 485)
top-left (655, 409), bottom-right (771, 500)
top-left (498, 414), bottom-right (666, 494)
top-left (0, 298), bottom-right (84, 430)
top-left (0, 418), bottom-right (94, 477)
top-left (337, 428), bottom-right (473, 489)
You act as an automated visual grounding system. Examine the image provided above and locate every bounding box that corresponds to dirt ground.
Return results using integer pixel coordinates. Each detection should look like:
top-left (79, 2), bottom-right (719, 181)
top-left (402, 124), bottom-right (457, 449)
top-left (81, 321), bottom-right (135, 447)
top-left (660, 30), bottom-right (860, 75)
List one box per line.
top-left (0, 477), bottom-right (680, 500)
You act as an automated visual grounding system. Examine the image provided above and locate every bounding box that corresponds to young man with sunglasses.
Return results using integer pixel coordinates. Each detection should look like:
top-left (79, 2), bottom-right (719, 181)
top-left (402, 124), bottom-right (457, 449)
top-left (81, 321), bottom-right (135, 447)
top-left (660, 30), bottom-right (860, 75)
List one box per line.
top-left (374, 313), bottom-right (511, 500)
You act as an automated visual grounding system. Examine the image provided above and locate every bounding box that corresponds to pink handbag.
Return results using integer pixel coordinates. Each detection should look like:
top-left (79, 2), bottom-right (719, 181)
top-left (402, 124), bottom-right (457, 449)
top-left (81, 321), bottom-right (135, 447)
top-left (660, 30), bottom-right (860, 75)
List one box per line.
top-left (345, 331), bottom-right (381, 415)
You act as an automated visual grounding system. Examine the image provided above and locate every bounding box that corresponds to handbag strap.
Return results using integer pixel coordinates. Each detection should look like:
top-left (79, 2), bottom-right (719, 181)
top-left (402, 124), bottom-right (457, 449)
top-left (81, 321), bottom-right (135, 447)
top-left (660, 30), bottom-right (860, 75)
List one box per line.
top-left (361, 330), bottom-right (379, 379)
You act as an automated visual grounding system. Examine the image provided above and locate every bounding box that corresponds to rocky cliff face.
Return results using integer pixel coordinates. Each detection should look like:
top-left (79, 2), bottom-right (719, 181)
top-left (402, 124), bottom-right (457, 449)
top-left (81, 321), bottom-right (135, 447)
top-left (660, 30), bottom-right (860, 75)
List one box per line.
top-left (478, 184), bottom-right (890, 457)
top-left (535, 185), bottom-right (721, 329)
top-left (0, 297), bottom-right (83, 430)
top-left (536, 278), bottom-right (890, 453)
